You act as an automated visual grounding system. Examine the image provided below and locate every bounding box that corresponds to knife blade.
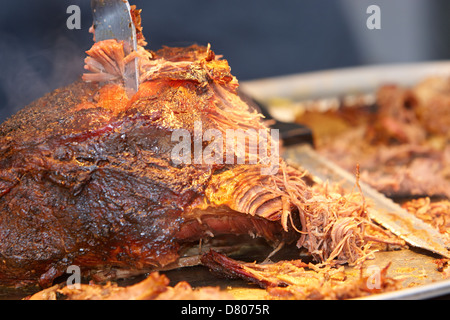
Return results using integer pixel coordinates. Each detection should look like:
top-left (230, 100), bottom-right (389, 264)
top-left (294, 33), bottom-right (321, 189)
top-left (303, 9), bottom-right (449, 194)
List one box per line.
top-left (241, 92), bottom-right (450, 259)
top-left (90, 0), bottom-right (139, 94)
top-left (285, 144), bottom-right (450, 259)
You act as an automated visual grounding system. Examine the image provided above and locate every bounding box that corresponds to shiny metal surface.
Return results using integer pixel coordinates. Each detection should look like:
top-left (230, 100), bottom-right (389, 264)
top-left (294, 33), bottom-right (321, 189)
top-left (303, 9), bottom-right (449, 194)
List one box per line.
top-left (91, 0), bottom-right (139, 93)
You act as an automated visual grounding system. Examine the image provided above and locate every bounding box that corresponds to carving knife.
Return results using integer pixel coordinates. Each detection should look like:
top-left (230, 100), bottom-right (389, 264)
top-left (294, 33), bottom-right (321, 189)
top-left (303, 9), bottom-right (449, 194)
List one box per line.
top-left (240, 92), bottom-right (450, 259)
top-left (90, 0), bottom-right (139, 94)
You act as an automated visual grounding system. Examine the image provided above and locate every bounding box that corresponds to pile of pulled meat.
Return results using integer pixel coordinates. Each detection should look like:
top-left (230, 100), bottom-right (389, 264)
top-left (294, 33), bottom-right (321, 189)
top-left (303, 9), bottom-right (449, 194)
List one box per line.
top-left (26, 271), bottom-right (233, 300)
top-left (403, 197), bottom-right (450, 245)
top-left (295, 77), bottom-right (450, 199)
top-left (27, 251), bottom-right (402, 300)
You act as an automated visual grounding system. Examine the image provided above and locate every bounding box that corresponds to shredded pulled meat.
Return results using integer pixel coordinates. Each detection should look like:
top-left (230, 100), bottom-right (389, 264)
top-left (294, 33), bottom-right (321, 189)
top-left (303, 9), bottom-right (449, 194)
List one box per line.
top-left (204, 163), bottom-right (404, 266)
top-left (297, 182), bottom-right (405, 266)
top-left (297, 184), bottom-right (371, 265)
top-left (82, 39), bottom-right (153, 84)
top-left (295, 77), bottom-right (450, 199)
top-left (26, 272), bottom-right (232, 300)
top-left (403, 197), bottom-right (450, 245)
top-left (201, 250), bottom-right (344, 289)
top-left (201, 250), bottom-right (401, 300)
top-left (267, 263), bottom-right (400, 300)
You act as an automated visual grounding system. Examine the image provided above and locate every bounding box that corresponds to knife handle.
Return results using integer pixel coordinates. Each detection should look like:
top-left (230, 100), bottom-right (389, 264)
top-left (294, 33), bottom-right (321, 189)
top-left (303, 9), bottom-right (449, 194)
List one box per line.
top-left (269, 119), bottom-right (314, 147)
top-left (238, 90), bottom-right (314, 147)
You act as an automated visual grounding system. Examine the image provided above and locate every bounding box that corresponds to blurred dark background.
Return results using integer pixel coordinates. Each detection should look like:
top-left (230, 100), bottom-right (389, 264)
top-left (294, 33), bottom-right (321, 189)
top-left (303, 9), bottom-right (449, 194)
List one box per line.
top-left (0, 0), bottom-right (449, 122)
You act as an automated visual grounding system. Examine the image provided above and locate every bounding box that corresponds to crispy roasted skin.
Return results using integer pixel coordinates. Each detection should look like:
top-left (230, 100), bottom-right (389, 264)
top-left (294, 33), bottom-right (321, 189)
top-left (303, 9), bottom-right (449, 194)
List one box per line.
top-left (0, 45), bottom-right (291, 288)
